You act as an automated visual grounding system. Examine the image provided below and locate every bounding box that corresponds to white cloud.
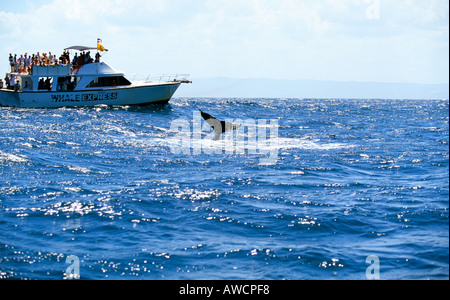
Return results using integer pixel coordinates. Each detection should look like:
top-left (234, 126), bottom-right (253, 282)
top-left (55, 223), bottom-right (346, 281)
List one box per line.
top-left (1, 0), bottom-right (448, 84)
top-left (0, 11), bottom-right (22, 39)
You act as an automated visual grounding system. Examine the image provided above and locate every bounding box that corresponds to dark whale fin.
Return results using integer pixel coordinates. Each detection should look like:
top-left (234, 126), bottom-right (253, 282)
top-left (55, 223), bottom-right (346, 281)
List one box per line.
top-left (199, 110), bottom-right (241, 141)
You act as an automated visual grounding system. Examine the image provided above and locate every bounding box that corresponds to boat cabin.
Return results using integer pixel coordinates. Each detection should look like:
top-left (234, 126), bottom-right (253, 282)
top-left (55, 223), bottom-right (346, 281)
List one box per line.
top-left (7, 61), bottom-right (132, 93)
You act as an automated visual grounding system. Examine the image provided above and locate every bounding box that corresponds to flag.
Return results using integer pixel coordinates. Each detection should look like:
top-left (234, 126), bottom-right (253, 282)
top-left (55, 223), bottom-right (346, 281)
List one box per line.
top-left (97, 38), bottom-right (105, 52)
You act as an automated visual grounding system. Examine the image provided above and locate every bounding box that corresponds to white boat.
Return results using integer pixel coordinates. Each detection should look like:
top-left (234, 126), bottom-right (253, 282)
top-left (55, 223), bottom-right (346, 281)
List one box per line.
top-left (1, 46), bottom-right (191, 108)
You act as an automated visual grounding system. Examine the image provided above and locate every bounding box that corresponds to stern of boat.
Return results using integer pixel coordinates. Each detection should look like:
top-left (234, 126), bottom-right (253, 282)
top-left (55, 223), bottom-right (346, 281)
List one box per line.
top-left (0, 89), bottom-right (21, 107)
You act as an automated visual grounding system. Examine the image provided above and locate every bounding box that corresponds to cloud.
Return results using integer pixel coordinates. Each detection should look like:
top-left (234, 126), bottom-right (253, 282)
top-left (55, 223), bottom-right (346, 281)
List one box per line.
top-left (0, 11), bottom-right (22, 39)
top-left (0, 0), bottom-right (448, 84)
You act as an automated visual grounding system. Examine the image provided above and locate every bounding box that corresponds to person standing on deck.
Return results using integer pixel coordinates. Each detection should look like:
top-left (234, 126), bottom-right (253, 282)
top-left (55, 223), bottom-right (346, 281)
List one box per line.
top-left (19, 55), bottom-right (25, 72)
top-left (9, 54), bottom-right (14, 72)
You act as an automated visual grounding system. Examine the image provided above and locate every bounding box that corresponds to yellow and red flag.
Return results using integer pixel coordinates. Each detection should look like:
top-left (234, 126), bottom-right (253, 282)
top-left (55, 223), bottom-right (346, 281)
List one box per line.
top-left (97, 38), bottom-right (106, 52)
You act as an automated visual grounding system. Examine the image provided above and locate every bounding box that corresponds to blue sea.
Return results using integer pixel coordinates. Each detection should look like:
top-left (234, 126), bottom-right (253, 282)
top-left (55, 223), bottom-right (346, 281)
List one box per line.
top-left (0, 98), bottom-right (448, 280)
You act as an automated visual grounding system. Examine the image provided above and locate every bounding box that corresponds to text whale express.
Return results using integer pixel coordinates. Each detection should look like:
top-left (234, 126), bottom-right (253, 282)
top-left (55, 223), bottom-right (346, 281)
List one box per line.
top-left (51, 92), bottom-right (118, 103)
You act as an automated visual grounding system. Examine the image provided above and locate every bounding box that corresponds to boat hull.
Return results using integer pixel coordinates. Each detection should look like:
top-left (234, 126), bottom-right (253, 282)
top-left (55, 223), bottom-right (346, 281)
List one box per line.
top-left (0, 83), bottom-right (181, 108)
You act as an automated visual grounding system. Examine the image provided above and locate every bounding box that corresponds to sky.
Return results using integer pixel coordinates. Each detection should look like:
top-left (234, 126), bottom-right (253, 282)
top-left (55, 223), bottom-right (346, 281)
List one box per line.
top-left (1, 0), bottom-right (449, 85)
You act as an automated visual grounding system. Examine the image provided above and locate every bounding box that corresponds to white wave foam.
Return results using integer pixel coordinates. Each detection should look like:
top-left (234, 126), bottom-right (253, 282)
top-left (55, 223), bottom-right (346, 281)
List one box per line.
top-left (148, 136), bottom-right (351, 155)
top-left (0, 151), bottom-right (29, 163)
top-left (66, 165), bottom-right (92, 174)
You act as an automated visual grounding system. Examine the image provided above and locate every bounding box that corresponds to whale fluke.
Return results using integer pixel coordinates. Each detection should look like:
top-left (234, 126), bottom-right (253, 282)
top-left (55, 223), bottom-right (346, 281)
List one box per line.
top-left (199, 110), bottom-right (241, 141)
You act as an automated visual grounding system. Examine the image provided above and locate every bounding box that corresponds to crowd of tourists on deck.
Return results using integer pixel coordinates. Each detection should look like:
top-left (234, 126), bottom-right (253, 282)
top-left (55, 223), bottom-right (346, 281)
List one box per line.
top-left (7, 50), bottom-right (102, 75)
top-left (2, 50), bottom-right (102, 91)
top-left (2, 73), bottom-right (20, 91)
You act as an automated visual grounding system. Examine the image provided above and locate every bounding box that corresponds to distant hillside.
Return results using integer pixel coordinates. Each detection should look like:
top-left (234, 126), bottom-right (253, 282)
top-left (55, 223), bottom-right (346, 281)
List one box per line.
top-left (177, 78), bottom-right (449, 100)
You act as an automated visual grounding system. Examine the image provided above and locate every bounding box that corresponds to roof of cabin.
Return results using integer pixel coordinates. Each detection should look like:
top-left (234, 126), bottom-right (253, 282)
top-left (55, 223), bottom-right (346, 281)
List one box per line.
top-left (74, 62), bottom-right (123, 76)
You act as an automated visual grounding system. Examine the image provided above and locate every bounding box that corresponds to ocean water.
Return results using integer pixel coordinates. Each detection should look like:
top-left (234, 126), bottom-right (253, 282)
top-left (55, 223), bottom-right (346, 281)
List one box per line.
top-left (0, 98), bottom-right (448, 280)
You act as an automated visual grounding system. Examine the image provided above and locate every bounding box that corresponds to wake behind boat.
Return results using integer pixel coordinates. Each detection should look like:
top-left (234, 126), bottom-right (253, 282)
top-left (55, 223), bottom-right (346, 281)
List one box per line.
top-left (0, 43), bottom-right (191, 108)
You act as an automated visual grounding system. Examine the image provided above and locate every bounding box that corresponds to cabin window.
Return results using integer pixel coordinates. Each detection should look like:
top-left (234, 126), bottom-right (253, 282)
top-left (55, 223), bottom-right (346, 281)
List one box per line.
top-left (86, 76), bottom-right (131, 88)
top-left (21, 78), bottom-right (33, 91)
top-left (38, 77), bottom-right (53, 91)
top-left (56, 76), bottom-right (78, 91)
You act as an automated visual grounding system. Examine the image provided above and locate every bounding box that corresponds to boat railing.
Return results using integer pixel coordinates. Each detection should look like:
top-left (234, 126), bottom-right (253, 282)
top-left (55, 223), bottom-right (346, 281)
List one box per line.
top-left (129, 73), bottom-right (191, 83)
